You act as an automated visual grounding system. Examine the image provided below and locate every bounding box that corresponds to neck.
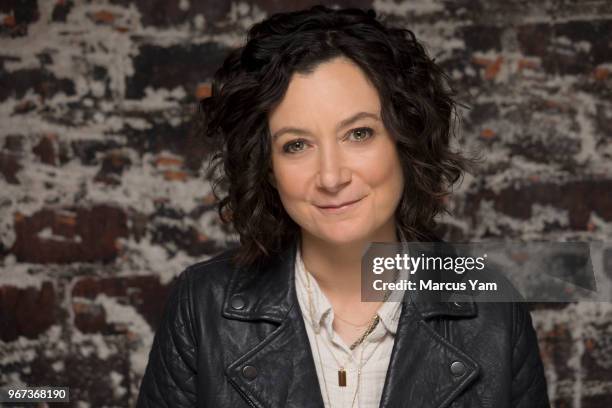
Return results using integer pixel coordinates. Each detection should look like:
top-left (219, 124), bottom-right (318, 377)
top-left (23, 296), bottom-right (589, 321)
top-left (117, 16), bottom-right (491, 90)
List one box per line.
top-left (300, 223), bottom-right (399, 299)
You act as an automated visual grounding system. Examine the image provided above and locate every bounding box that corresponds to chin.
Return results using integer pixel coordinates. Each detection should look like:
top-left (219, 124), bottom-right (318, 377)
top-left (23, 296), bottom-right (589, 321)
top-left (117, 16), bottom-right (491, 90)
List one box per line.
top-left (314, 224), bottom-right (373, 246)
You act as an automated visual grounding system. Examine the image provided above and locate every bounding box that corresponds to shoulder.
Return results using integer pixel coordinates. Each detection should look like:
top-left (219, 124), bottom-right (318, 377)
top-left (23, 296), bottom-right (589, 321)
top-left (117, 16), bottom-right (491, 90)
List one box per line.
top-left (479, 301), bottom-right (533, 336)
top-left (453, 301), bottom-right (536, 354)
top-left (186, 246), bottom-right (241, 277)
top-left (179, 246), bottom-right (243, 294)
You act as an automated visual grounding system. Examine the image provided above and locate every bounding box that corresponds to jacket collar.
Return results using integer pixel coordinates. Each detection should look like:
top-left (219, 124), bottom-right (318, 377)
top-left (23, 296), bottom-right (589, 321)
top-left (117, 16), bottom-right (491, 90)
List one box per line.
top-left (222, 241), bottom-right (298, 324)
top-left (222, 240), bottom-right (481, 408)
top-left (222, 239), bottom-right (478, 322)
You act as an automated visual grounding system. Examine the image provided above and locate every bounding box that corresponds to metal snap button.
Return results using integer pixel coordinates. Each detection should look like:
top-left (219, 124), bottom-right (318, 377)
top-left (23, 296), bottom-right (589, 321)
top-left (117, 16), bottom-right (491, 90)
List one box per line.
top-left (242, 365), bottom-right (258, 380)
top-left (231, 295), bottom-right (247, 310)
top-left (450, 361), bottom-right (466, 376)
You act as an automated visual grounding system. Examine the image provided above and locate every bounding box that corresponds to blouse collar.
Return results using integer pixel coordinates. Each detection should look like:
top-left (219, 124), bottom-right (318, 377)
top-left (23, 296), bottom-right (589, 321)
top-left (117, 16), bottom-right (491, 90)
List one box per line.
top-left (294, 243), bottom-right (402, 343)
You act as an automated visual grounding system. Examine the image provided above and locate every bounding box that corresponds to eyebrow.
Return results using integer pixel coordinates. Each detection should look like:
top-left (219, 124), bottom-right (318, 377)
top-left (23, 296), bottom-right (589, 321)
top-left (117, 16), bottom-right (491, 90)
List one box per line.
top-left (271, 111), bottom-right (381, 141)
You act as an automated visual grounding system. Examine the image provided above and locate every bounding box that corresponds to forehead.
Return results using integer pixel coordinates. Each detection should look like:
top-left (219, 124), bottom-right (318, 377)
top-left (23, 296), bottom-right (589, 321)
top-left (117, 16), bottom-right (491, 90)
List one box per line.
top-left (268, 57), bottom-right (382, 128)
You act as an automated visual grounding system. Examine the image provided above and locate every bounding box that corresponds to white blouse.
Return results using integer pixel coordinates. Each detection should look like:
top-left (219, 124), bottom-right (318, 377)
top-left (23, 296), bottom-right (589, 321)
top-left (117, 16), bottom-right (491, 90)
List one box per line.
top-left (294, 246), bottom-right (402, 408)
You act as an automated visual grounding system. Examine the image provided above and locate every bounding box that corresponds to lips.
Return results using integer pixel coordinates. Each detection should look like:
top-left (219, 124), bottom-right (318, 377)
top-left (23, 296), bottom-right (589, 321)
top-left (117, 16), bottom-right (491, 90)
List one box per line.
top-left (317, 198), bottom-right (361, 209)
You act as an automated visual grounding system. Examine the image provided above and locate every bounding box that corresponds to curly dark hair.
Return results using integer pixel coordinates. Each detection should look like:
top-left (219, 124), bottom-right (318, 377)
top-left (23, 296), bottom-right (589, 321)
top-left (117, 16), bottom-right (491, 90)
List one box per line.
top-left (198, 5), bottom-right (473, 267)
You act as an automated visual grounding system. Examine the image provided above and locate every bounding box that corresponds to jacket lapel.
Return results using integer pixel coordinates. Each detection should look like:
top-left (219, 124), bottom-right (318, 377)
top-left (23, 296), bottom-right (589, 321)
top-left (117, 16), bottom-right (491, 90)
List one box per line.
top-left (379, 242), bottom-right (481, 408)
top-left (225, 304), bottom-right (325, 408)
top-left (378, 300), bottom-right (480, 408)
top-left (223, 242), bottom-right (325, 408)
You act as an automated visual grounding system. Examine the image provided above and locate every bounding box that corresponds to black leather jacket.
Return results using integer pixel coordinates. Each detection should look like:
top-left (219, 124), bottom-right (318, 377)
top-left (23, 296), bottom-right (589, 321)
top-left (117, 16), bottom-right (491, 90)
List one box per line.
top-left (136, 241), bottom-right (550, 407)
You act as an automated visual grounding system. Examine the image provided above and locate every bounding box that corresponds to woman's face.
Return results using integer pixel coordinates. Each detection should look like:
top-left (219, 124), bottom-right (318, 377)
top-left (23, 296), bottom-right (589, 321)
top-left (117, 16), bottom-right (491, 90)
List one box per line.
top-left (268, 57), bottom-right (404, 245)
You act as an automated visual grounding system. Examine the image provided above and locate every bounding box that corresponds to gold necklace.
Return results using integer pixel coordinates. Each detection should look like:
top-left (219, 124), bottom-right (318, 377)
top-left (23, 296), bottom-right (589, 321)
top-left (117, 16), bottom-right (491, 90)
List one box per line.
top-left (348, 314), bottom-right (379, 351)
top-left (300, 241), bottom-right (401, 394)
top-left (303, 262), bottom-right (400, 380)
top-left (304, 270), bottom-right (381, 385)
top-left (347, 267), bottom-right (400, 351)
top-left (304, 273), bottom-right (388, 408)
top-left (304, 271), bottom-right (363, 408)
top-left (334, 313), bottom-right (371, 328)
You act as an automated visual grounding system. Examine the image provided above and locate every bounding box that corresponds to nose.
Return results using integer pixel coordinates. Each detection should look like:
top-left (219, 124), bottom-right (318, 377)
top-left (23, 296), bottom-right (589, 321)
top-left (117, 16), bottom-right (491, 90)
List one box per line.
top-left (315, 145), bottom-right (352, 192)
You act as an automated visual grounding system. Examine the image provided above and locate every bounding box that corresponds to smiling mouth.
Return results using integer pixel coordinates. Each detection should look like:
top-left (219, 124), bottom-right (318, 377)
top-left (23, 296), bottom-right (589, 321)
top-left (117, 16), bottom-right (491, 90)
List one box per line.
top-left (317, 198), bottom-right (362, 209)
top-left (315, 197), bottom-right (365, 213)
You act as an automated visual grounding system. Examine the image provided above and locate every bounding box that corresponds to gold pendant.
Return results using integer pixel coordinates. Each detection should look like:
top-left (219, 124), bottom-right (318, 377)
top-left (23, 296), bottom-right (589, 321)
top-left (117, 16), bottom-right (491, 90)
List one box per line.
top-left (338, 368), bottom-right (347, 387)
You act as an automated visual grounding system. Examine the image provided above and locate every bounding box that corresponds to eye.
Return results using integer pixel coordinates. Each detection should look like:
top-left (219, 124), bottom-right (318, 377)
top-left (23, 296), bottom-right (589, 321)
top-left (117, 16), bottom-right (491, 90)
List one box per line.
top-left (347, 127), bottom-right (375, 142)
top-left (282, 139), bottom-right (308, 154)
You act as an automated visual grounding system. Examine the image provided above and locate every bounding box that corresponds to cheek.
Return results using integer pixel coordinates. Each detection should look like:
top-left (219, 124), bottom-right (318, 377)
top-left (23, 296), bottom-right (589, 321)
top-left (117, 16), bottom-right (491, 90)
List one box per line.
top-left (271, 162), bottom-right (310, 207)
top-left (275, 177), bottom-right (313, 228)
top-left (362, 147), bottom-right (404, 197)
top-left (370, 162), bottom-right (403, 219)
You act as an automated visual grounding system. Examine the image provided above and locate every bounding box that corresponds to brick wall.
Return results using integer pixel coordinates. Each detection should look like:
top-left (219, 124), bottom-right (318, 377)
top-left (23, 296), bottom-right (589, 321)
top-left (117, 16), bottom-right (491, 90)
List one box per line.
top-left (0, 0), bottom-right (611, 406)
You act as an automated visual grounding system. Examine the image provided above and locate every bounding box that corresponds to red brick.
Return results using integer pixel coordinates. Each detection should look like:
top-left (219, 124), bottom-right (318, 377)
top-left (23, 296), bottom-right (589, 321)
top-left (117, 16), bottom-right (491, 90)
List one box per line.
top-left (537, 322), bottom-right (575, 383)
top-left (4, 340), bottom-right (130, 407)
top-left (0, 151), bottom-right (21, 184)
top-left (11, 205), bottom-right (128, 263)
top-left (463, 180), bottom-right (612, 230)
top-left (0, 282), bottom-right (56, 341)
top-left (32, 134), bottom-right (57, 165)
top-left (94, 150), bottom-right (131, 185)
top-left (72, 275), bottom-right (171, 331)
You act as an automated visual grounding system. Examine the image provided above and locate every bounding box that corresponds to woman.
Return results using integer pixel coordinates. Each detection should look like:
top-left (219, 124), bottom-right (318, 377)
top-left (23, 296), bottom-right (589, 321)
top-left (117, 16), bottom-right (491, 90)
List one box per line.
top-left (136, 5), bottom-right (549, 408)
